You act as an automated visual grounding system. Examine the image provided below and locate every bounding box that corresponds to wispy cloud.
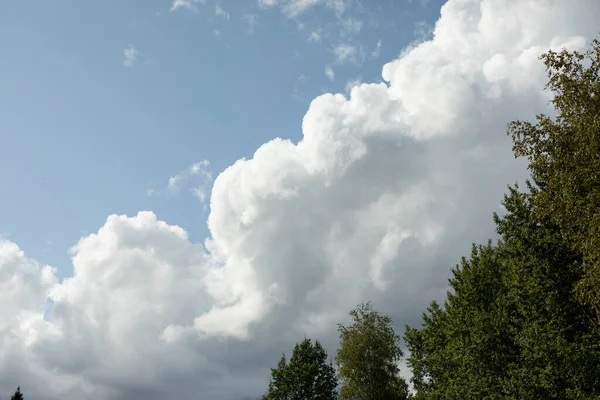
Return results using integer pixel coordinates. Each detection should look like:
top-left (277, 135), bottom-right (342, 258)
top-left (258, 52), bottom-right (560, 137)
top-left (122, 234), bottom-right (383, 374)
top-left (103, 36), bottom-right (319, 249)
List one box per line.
top-left (215, 4), bottom-right (230, 20)
top-left (170, 0), bottom-right (207, 12)
top-left (308, 30), bottom-right (321, 43)
top-left (292, 74), bottom-right (310, 103)
top-left (413, 20), bottom-right (433, 42)
top-left (371, 39), bottom-right (382, 59)
top-left (167, 160), bottom-right (213, 206)
top-left (341, 17), bottom-right (362, 35)
top-left (409, 0), bottom-right (431, 7)
top-left (333, 43), bottom-right (357, 63)
top-left (326, 0), bottom-right (347, 14)
top-left (324, 65), bottom-right (335, 81)
top-left (242, 13), bottom-right (258, 33)
top-left (282, 0), bottom-right (321, 17)
top-left (258, 0), bottom-right (278, 8)
top-left (259, 0), bottom-right (349, 17)
top-left (123, 45), bottom-right (139, 67)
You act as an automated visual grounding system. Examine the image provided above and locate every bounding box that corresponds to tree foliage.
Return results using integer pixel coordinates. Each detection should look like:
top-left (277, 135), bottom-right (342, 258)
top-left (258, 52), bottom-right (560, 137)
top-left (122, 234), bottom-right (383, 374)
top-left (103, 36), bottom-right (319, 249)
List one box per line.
top-left (10, 387), bottom-right (24, 400)
top-left (336, 302), bottom-right (409, 400)
top-left (508, 38), bottom-right (600, 321)
top-left (263, 338), bottom-right (337, 400)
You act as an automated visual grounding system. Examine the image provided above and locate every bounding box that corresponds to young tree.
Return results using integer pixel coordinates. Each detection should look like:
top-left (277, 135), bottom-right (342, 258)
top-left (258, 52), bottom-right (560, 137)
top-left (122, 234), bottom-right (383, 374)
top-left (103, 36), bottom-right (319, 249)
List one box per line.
top-left (508, 38), bottom-right (600, 323)
top-left (335, 302), bottom-right (409, 400)
top-left (11, 387), bottom-right (24, 400)
top-left (263, 338), bottom-right (337, 400)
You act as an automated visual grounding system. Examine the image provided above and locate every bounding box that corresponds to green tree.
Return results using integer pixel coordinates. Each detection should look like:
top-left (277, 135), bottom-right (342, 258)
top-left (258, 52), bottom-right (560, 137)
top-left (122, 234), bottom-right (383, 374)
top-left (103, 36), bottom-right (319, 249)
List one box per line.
top-left (404, 187), bottom-right (600, 399)
top-left (263, 338), bottom-right (337, 400)
top-left (508, 37), bottom-right (600, 323)
top-left (335, 302), bottom-right (409, 400)
top-left (11, 387), bottom-right (24, 400)
top-left (404, 39), bottom-right (600, 400)
top-left (404, 241), bottom-right (515, 399)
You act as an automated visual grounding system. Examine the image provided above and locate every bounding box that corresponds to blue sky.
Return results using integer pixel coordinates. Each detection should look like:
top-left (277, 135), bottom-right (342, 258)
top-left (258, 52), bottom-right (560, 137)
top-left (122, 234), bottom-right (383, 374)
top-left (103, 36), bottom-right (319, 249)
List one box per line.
top-left (1, 0), bottom-right (442, 280)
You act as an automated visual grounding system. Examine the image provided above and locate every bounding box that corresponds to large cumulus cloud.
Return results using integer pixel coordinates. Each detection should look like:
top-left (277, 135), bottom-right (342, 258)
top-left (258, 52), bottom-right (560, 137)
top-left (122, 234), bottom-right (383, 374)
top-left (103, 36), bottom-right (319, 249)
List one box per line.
top-left (2, 0), bottom-right (600, 399)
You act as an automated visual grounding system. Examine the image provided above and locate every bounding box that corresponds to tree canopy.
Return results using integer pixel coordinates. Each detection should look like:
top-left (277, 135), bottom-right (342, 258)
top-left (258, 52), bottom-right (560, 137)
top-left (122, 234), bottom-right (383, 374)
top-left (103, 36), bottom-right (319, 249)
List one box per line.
top-left (262, 338), bottom-right (337, 400)
top-left (508, 38), bottom-right (600, 322)
top-left (336, 302), bottom-right (409, 400)
top-left (10, 387), bottom-right (24, 400)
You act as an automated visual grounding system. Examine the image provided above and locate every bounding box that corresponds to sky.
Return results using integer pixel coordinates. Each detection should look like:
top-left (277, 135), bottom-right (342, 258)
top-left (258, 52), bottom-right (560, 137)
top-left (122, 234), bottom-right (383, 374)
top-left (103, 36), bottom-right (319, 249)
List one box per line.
top-left (1, 0), bottom-right (599, 399)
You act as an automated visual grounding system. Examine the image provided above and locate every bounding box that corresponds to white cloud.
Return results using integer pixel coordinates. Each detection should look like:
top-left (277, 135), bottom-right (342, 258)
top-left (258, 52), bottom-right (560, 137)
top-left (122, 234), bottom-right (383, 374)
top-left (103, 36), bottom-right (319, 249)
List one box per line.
top-left (324, 65), bottom-right (335, 81)
top-left (3, 1), bottom-right (600, 399)
top-left (333, 42), bottom-right (357, 63)
top-left (122, 45), bottom-right (139, 68)
top-left (167, 161), bottom-right (213, 205)
top-left (341, 17), bottom-right (362, 35)
top-left (371, 39), bottom-right (382, 58)
top-left (170, 0), bottom-right (207, 12)
top-left (258, 0), bottom-right (279, 8)
top-left (325, 0), bottom-right (347, 14)
top-left (242, 13), bottom-right (259, 33)
top-left (308, 30), bottom-right (321, 43)
top-left (260, 0), bottom-right (348, 18)
top-left (215, 4), bottom-right (230, 20)
top-left (409, 0), bottom-right (431, 7)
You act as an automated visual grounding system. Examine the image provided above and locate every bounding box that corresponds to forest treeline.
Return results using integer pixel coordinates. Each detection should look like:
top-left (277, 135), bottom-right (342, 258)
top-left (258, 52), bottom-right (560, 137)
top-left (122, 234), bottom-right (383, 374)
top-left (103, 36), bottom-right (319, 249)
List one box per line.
top-left (6, 39), bottom-right (600, 400)
top-left (260, 40), bottom-right (600, 399)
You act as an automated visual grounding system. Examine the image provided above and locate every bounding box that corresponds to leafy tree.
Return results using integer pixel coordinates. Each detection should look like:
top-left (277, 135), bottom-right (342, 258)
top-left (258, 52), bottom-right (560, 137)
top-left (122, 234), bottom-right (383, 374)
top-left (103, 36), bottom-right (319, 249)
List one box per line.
top-left (11, 387), bottom-right (23, 400)
top-left (404, 241), bottom-right (515, 399)
top-left (263, 338), bottom-right (337, 400)
top-left (508, 37), bottom-right (600, 323)
top-left (336, 302), bottom-right (409, 400)
top-left (405, 39), bottom-right (600, 400)
top-left (405, 185), bottom-right (600, 398)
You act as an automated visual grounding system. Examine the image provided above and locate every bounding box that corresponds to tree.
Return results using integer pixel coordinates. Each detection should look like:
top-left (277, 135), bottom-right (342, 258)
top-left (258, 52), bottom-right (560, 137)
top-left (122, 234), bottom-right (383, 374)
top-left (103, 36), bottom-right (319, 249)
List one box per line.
top-left (404, 38), bottom-right (600, 400)
top-left (508, 38), bottom-right (600, 323)
top-left (335, 302), bottom-right (409, 400)
top-left (263, 338), bottom-right (337, 400)
top-left (404, 185), bottom-right (600, 399)
top-left (404, 241), bottom-right (515, 399)
top-left (11, 387), bottom-right (23, 400)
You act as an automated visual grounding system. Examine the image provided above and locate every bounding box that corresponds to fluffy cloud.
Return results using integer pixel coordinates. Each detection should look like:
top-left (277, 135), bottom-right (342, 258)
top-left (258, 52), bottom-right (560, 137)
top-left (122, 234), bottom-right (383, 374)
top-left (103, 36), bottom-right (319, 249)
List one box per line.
top-left (3, 0), bottom-right (600, 399)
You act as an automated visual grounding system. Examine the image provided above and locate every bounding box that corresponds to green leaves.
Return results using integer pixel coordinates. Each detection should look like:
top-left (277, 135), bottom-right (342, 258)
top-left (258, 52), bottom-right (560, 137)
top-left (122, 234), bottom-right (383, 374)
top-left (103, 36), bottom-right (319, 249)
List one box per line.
top-left (263, 338), bottom-right (337, 400)
top-left (508, 38), bottom-right (600, 321)
top-left (336, 302), bottom-right (409, 400)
